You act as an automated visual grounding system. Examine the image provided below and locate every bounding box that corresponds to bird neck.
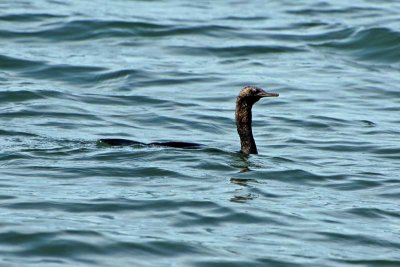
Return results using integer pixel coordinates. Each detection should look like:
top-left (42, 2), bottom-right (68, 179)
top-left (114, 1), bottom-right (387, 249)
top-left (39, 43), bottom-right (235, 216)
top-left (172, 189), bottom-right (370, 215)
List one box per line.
top-left (235, 98), bottom-right (257, 154)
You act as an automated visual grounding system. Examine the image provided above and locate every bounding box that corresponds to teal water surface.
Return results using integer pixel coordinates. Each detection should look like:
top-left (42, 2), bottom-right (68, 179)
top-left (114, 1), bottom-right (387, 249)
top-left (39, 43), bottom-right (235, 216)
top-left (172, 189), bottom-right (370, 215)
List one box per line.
top-left (1, 0), bottom-right (400, 266)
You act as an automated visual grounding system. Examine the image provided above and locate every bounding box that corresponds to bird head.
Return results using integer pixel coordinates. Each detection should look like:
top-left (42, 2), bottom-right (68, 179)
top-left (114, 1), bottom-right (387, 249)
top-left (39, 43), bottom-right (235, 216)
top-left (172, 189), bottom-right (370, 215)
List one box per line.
top-left (238, 86), bottom-right (279, 105)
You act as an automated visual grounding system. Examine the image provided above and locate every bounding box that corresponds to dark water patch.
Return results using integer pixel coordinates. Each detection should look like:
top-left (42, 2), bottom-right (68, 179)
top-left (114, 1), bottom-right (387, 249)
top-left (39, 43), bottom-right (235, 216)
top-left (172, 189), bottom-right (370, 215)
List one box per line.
top-left (207, 45), bottom-right (305, 56)
top-left (279, 117), bottom-right (333, 130)
top-left (335, 259), bottom-right (400, 267)
top-left (249, 187), bottom-right (286, 199)
top-left (0, 19), bottom-right (169, 41)
top-left (6, 199), bottom-right (219, 213)
top-left (173, 210), bottom-right (277, 227)
top-left (345, 207), bottom-right (400, 220)
top-left (371, 146), bottom-right (400, 159)
top-left (0, 90), bottom-right (48, 103)
top-left (311, 143), bottom-right (375, 153)
top-left (193, 159), bottom-right (235, 172)
top-left (0, 13), bottom-right (66, 22)
top-left (21, 63), bottom-right (106, 85)
top-left (132, 76), bottom-right (218, 88)
top-left (310, 115), bottom-right (351, 126)
top-left (1, 109), bottom-right (99, 121)
top-left (169, 44), bottom-right (304, 57)
top-left (357, 128), bottom-right (398, 137)
top-left (218, 15), bottom-right (269, 22)
top-left (358, 171), bottom-right (384, 177)
top-left (94, 69), bottom-right (150, 83)
top-left (328, 179), bottom-right (382, 191)
top-left (198, 147), bottom-right (234, 156)
top-left (290, 21), bottom-right (331, 29)
top-left (285, 138), bottom-right (307, 144)
top-left (82, 93), bottom-right (173, 106)
top-left (141, 24), bottom-right (236, 37)
top-left (313, 27), bottom-right (400, 63)
top-left (0, 183), bottom-right (13, 189)
top-left (192, 259), bottom-right (269, 267)
top-left (377, 192), bottom-right (400, 199)
top-left (0, 195), bottom-right (16, 200)
top-left (0, 129), bottom-right (39, 137)
top-left (263, 169), bottom-right (347, 185)
top-left (257, 258), bottom-right (304, 267)
top-left (287, 5), bottom-right (383, 15)
top-left (315, 231), bottom-right (400, 249)
top-left (90, 149), bottom-right (158, 163)
top-left (0, 19), bottom-right (235, 41)
top-left (0, 54), bottom-right (45, 71)
top-left (8, 237), bottom-right (213, 265)
top-left (374, 106), bottom-right (400, 114)
top-left (0, 231), bottom-right (77, 246)
top-left (16, 165), bottom-right (186, 180)
top-left (112, 240), bottom-right (211, 257)
top-left (0, 151), bottom-right (36, 165)
top-left (17, 146), bottom-right (93, 159)
top-left (359, 120), bottom-right (376, 127)
top-left (15, 239), bottom-right (103, 258)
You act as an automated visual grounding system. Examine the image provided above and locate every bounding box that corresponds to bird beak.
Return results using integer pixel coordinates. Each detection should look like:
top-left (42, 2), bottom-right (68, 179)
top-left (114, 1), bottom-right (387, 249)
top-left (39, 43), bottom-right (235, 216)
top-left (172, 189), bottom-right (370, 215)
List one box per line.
top-left (258, 90), bottom-right (279, 98)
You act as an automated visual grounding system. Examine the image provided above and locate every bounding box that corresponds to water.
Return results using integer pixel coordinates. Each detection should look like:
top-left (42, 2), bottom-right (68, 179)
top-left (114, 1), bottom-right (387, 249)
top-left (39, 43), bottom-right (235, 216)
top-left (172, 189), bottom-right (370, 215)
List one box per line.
top-left (1, 0), bottom-right (400, 266)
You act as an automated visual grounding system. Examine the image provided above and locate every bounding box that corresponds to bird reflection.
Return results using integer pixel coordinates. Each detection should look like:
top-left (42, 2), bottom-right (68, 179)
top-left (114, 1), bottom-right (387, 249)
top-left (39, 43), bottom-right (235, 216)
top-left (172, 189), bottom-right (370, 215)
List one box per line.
top-left (230, 177), bottom-right (257, 187)
top-left (229, 154), bottom-right (259, 203)
top-left (230, 194), bottom-right (255, 203)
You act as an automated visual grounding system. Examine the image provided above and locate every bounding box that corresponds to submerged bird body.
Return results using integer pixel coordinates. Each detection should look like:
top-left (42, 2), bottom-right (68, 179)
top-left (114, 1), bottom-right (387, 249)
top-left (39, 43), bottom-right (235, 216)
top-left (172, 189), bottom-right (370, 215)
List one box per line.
top-left (98, 139), bottom-right (201, 149)
top-left (99, 86), bottom-right (278, 154)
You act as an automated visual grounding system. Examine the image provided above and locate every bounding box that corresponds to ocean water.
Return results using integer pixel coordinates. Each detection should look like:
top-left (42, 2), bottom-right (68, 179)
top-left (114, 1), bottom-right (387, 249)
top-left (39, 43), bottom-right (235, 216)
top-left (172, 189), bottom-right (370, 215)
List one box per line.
top-left (1, 0), bottom-right (400, 266)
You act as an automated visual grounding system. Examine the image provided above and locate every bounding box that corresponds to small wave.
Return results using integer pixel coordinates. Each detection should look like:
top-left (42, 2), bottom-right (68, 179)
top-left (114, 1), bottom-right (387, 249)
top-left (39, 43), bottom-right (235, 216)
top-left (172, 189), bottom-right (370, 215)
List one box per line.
top-left (0, 13), bottom-right (66, 22)
top-left (0, 19), bottom-right (236, 41)
top-left (328, 178), bottom-right (382, 191)
top-left (287, 6), bottom-right (383, 15)
top-left (315, 231), bottom-right (400, 249)
top-left (21, 63), bottom-right (105, 84)
top-left (169, 44), bottom-right (304, 57)
top-left (263, 169), bottom-right (347, 185)
top-left (312, 27), bottom-right (400, 63)
top-left (0, 53), bottom-right (120, 85)
top-left (1, 229), bottom-right (212, 265)
top-left (94, 69), bottom-right (148, 83)
top-left (0, 89), bottom-right (46, 103)
top-left (218, 15), bottom-right (268, 21)
top-left (345, 207), bottom-right (400, 219)
top-left (371, 146), bottom-right (400, 159)
top-left (5, 198), bottom-right (219, 213)
top-left (0, 54), bottom-right (45, 70)
top-left (279, 116), bottom-right (334, 130)
top-left (266, 28), bottom-right (354, 43)
top-left (0, 19), bottom-right (169, 41)
top-left (336, 259), bottom-right (400, 266)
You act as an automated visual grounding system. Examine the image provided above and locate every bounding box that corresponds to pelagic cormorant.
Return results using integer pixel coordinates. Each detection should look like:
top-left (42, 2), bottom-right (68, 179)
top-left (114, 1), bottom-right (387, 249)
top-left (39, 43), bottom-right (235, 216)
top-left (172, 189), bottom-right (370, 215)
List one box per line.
top-left (99, 86), bottom-right (278, 154)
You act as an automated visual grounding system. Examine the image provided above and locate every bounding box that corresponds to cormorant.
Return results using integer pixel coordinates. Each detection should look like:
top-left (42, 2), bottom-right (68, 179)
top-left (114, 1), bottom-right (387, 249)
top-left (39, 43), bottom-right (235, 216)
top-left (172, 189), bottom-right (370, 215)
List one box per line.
top-left (99, 86), bottom-right (278, 154)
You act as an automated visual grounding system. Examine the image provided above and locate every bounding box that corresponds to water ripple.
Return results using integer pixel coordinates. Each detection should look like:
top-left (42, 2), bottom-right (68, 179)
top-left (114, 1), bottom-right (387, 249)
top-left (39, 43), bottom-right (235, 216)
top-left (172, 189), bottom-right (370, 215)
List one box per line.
top-left (1, 1), bottom-right (400, 266)
top-left (312, 27), bottom-right (400, 63)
